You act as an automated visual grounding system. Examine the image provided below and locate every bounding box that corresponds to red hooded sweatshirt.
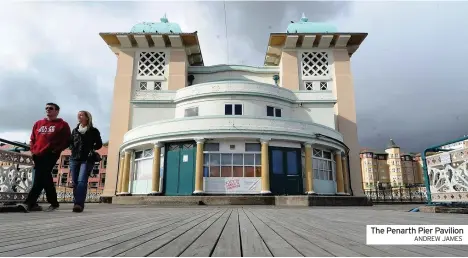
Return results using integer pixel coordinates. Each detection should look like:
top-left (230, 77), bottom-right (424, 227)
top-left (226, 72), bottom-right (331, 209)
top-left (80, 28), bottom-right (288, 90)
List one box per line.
top-left (30, 118), bottom-right (71, 156)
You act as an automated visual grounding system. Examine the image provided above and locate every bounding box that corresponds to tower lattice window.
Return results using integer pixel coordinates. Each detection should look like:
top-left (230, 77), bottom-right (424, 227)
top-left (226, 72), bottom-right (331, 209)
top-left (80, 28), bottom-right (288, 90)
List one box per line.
top-left (301, 52), bottom-right (329, 77)
top-left (138, 52), bottom-right (166, 77)
top-left (320, 82), bottom-right (328, 90)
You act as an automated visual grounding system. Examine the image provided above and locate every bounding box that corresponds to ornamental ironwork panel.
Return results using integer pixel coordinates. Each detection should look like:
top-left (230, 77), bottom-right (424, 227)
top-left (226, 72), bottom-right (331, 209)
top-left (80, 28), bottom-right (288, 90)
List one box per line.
top-left (427, 148), bottom-right (468, 203)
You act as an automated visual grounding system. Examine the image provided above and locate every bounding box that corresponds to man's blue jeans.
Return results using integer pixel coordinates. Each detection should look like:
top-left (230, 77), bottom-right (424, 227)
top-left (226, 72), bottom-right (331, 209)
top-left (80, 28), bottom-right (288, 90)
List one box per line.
top-left (69, 159), bottom-right (94, 207)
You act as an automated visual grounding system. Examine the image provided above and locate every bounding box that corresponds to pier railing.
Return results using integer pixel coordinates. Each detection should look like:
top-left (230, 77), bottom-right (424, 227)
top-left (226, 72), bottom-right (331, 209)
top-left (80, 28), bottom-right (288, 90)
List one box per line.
top-left (423, 137), bottom-right (468, 204)
top-left (0, 139), bottom-right (102, 205)
top-left (364, 185), bottom-right (427, 203)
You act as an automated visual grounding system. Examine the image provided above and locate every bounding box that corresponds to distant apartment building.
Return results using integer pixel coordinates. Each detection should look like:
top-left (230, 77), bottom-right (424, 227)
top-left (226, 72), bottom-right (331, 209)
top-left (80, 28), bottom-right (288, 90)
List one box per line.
top-left (360, 139), bottom-right (424, 190)
top-left (0, 142), bottom-right (108, 190)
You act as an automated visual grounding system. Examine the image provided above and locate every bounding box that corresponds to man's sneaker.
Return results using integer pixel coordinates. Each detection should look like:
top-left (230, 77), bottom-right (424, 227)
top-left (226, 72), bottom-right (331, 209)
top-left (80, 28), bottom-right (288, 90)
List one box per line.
top-left (72, 204), bottom-right (83, 213)
top-left (17, 203), bottom-right (30, 213)
top-left (44, 205), bottom-right (59, 212)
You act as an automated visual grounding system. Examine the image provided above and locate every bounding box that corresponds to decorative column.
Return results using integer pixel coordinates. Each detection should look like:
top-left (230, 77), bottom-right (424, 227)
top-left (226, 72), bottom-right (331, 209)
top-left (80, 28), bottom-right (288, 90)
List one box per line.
top-left (120, 149), bottom-right (132, 195)
top-left (335, 151), bottom-right (345, 195)
top-left (194, 138), bottom-right (205, 194)
top-left (342, 155), bottom-right (350, 195)
top-left (117, 154), bottom-right (125, 193)
top-left (260, 139), bottom-right (271, 194)
top-left (149, 142), bottom-right (163, 195)
top-left (304, 143), bottom-right (315, 194)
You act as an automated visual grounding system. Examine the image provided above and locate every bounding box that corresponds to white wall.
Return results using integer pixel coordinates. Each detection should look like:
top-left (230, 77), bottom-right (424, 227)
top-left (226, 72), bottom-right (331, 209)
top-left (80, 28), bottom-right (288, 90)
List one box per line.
top-left (175, 96), bottom-right (291, 118)
top-left (292, 103), bottom-right (336, 129)
top-left (131, 104), bottom-right (175, 129)
top-left (174, 96), bottom-right (336, 129)
top-left (192, 71), bottom-right (275, 85)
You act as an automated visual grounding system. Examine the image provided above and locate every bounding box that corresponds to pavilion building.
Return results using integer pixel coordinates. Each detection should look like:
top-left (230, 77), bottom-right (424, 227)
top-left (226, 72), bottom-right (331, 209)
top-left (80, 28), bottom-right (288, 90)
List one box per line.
top-left (99, 14), bottom-right (367, 199)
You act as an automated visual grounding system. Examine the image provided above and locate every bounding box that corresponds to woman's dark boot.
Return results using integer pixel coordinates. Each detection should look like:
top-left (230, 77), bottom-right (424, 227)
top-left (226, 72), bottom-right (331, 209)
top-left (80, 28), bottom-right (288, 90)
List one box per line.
top-left (72, 204), bottom-right (83, 213)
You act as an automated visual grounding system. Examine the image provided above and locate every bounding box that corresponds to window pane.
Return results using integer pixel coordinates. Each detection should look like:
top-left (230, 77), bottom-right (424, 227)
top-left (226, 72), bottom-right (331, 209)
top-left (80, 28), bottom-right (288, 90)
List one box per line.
top-left (313, 149), bottom-right (322, 157)
top-left (203, 166), bottom-right (209, 177)
top-left (234, 104), bottom-right (242, 115)
top-left (255, 166), bottom-right (262, 177)
top-left (245, 166), bottom-right (255, 177)
top-left (254, 154), bottom-right (261, 166)
top-left (221, 154), bottom-right (232, 165)
top-left (272, 150), bottom-right (283, 175)
top-left (221, 166), bottom-right (232, 177)
top-left (323, 151), bottom-right (332, 160)
top-left (313, 158), bottom-right (318, 169)
top-left (275, 108), bottom-right (282, 117)
top-left (233, 166), bottom-right (243, 177)
top-left (203, 154), bottom-right (209, 165)
top-left (244, 154), bottom-right (254, 166)
top-left (225, 104), bottom-right (232, 115)
top-left (245, 143), bottom-right (261, 152)
top-left (135, 151), bottom-right (143, 159)
top-left (233, 154), bottom-right (243, 165)
top-left (267, 106), bottom-right (274, 116)
top-left (205, 143), bottom-right (220, 151)
top-left (184, 107), bottom-right (198, 117)
top-left (313, 168), bottom-right (319, 179)
top-left (286, 151), bottom-right (298, 175)
top-left (210, 166), bottom-right (220, 177)
top-left (209, 153), bottom-right (220, 165)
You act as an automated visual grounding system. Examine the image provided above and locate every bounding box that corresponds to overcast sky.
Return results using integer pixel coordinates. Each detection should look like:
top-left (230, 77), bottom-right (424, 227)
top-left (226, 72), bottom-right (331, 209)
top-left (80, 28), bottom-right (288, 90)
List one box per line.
top-left (1, 1), bottom-right (467, 153)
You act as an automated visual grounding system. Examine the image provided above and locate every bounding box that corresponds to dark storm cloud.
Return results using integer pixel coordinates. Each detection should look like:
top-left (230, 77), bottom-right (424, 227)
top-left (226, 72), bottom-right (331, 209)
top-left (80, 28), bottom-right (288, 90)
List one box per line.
top-left (223, 1), bottom-right (351, 65)
top-left (349, 1), bottom-right (468, 153)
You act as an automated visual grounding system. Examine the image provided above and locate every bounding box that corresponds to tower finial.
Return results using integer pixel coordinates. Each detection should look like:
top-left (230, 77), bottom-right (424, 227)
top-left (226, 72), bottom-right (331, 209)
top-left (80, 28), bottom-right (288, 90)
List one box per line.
top-left (161, 13), bottom-right (169, 23)
top-left (300, 13), bottom-right (308, 22)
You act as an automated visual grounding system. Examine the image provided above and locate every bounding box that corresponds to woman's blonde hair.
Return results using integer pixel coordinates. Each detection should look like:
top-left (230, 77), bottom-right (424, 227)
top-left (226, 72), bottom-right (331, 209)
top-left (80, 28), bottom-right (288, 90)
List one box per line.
top-left (78, 110), bottom-right (94, 128)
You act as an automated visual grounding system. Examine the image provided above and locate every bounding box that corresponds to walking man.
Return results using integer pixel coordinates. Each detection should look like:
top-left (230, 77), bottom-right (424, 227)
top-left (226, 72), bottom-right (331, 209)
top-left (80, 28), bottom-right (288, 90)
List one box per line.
top-left (18, 103), bottom-right (71, 212)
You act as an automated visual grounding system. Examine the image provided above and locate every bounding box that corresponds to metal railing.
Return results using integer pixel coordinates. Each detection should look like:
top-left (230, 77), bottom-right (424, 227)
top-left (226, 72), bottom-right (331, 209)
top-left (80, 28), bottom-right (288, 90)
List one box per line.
top-left (38, 183), bottom-right (102, 203)
top-left (364, 186), bottom-right (428, 203)
top-left (422, 136), bottom-right (468, 204)
top-left (0, 139), bottom-right (102, 205)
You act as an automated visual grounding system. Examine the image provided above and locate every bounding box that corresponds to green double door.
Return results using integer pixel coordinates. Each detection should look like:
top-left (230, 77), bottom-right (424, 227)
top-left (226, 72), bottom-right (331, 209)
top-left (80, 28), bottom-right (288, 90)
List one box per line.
top-left (164, 142), bottom-right (196, 196)
top-left (269, 147), bottom-right (303, 195)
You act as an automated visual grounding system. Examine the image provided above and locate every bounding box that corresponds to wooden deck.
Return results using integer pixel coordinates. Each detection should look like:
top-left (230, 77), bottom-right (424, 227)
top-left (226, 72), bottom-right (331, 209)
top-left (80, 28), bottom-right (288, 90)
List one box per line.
top-left (0, 204), bottom-right (467, 257)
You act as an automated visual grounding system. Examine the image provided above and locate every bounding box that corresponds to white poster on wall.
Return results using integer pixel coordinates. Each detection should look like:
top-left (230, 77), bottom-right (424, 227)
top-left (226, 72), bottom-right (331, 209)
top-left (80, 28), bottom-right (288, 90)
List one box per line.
top-left (204, 177), bottom-right (261, 194)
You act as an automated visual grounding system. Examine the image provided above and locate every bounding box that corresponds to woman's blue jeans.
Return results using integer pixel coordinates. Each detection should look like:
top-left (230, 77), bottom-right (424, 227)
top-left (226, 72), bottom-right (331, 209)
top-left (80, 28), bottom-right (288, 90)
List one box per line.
top-left (69, 159), bottom-right (93, 207)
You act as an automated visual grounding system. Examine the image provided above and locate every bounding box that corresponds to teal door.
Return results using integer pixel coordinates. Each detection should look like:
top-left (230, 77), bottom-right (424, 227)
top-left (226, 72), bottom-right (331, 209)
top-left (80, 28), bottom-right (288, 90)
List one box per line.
top-left (164, 142), bottom-right (196, 196)
top-left (269, 147), bottom-right (303, 195)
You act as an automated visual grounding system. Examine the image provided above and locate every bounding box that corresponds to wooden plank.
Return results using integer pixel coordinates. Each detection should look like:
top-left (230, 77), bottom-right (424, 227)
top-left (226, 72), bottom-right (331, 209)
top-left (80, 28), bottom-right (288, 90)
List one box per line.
top-left (86, 210), bottom-right (215, 257)
top-left (179, 210), bottom-right (231, 257)
top-left (255, 209), bottom-right (363, 257)
top-left (257, 209), bottom-right (399, 257)
top-left (1, 212), bottom-right (177, 256)
top-left (238, 209), bottom-right (272, 257)
top-left (211, 209), bottom-right (242, 257)
top-left (0, 212), bottom-right (154, 246)
top-left (245, 209), bottom-right (332, 257)
top-left (243, 208), bottom-right (302, 257)
top-left (270, 209), bottom-right (459, 257)
top-left (56, 210), bottom-right (207, 257)
top-left (148, 209), bottom-right (228, 256)
top-left (295, 208), bottom-right (468, 255)
top-left (116, 210), bottom-right (221, 257)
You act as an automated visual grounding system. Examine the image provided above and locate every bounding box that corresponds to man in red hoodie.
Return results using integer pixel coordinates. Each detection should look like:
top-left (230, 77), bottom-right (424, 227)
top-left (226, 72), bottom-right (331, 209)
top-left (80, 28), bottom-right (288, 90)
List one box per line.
top-left (18, 103), bottom-right (71, 212)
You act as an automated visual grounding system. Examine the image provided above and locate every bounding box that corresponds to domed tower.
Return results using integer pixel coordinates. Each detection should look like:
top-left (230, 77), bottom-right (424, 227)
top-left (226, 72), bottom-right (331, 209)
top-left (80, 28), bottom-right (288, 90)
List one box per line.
top-left (385, 139), bottom-right (403, 187)
top-left (264, 13), bottom-right (367, 196)
top-left (99, 15), bottom-right (203, 197)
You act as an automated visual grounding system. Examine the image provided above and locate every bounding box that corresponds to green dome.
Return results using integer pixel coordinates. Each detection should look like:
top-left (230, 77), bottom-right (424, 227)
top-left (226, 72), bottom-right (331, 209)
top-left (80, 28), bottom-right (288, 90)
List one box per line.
top-left (287, 13), bottom-right (337, 33)
top-left (130, 14), bottom-right (182, 34)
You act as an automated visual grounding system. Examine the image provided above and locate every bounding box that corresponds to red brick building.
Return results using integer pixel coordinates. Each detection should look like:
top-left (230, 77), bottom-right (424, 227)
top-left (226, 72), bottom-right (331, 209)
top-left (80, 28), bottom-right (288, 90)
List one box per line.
top-left (55, 146), bottom-right (108, 190)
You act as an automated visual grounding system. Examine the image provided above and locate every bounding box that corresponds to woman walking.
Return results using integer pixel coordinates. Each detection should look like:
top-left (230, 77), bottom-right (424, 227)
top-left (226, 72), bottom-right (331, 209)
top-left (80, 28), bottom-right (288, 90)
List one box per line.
top-left (69, 110), bottom-right (102, 212)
